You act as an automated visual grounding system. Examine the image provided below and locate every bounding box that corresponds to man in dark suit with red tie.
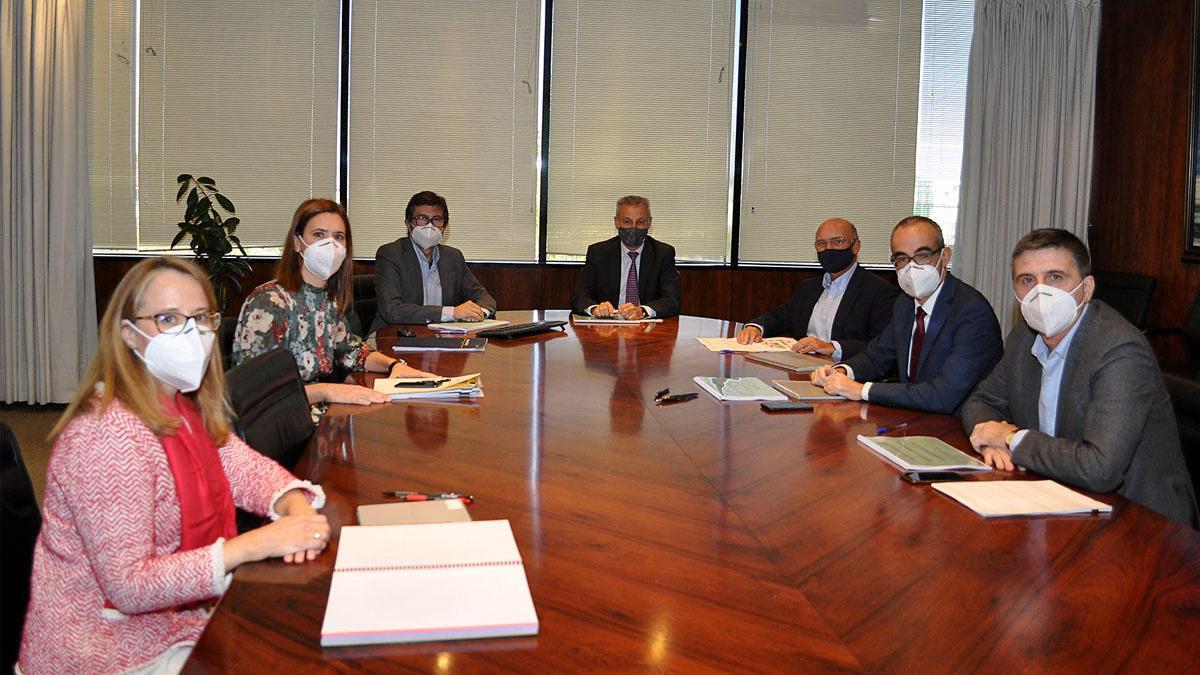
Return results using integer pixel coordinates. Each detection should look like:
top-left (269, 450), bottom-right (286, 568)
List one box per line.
top-left (811, 216), bottom-right (1003, 415)
top-left (571, 195), bottom-right (681, 319)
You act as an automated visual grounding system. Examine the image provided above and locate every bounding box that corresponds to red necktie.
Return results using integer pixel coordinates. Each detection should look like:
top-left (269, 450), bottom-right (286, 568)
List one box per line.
top-left (625, 251), bottom-right (641, 306)
top-left (908, 306), bottom-right (926, 381)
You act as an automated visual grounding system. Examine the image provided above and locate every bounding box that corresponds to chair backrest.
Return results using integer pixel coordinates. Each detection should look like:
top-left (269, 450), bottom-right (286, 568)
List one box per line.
top-left (1092, 271), bottom-right (1157, 329)
top-left (1, 422), bottom-right (42, 673)
top-left (219, 319), bottom-right (237, 371)
top-left (348, 274), bottom-right (377, 338)
top-left (225, 348), bottom-right (314, 471)
top-left (1183, 286), bottom-right (1200, 373)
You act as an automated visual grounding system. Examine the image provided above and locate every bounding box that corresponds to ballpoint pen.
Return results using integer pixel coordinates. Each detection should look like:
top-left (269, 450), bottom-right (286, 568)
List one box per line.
top-left (876, 421), bottom-right (910, 434)
top-left (381, 491), bottom-right (475, 505)
top-left (657, 393), bottom-right (699, 405)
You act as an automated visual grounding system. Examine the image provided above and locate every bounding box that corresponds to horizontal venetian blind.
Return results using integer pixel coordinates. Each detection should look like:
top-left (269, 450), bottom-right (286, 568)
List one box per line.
top-left (348, 0), bottom-right (542, 262)
top-left (87, 0), bottom-right (136, 249)
top-left (135, 0), bottom-right (339, 250)
top-left (545, 0), bottom-right (735, 262)
top-left (739, 0), bottom-right (922, 265)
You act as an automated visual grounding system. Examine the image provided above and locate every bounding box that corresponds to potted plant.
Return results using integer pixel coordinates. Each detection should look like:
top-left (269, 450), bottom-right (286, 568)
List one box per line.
top-left (171, 174), bottom-right (252, 311)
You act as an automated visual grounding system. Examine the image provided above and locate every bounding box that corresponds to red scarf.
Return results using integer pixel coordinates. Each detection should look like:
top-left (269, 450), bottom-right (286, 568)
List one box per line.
top-left (159, 394), bottom-right (238, 550)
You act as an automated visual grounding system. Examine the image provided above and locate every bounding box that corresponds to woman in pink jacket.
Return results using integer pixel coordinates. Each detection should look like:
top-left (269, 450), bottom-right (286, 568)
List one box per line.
top-left (19, 257), bottom-right (330, 674)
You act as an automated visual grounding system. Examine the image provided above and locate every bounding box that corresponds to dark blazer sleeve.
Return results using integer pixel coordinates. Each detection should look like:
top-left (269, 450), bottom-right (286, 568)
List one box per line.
top-left (571, 243), bottom-right (605, 314)
top-left (961, 328), bottom-right (1022, 433)
top-left (644, 240), bottom-right (680, 318)
top-left (442, 247), bottom-right (497, 315)
top-left (866, 289), bottom-right (1002, 415)
top-left (840, 293), bottom-right (907, 382)
top-left (835, 273), bottom-right (900, 359)
top-left (373, 240), bottom-right (444, 327)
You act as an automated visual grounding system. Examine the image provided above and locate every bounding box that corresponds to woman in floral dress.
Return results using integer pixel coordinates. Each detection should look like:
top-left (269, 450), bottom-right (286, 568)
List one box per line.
top-left (232, 198), bottom-right (432, 406)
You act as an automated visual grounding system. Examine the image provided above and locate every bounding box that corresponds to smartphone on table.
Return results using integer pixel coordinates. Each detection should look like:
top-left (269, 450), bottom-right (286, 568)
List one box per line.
top-left (760, 401), bottom-right (814, 412)
top-left (901, 470), bottom-right (967, 484)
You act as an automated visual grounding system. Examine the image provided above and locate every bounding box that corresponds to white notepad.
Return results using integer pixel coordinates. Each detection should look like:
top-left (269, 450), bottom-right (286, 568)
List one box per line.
top-left (932, 480), bottom-right (1113, 518)
top-left (321, 520), bottom-right (539, 646)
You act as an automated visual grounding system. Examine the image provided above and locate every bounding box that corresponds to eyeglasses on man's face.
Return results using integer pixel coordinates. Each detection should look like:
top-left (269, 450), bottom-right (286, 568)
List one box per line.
top-left (410, 215), bottom-right (448, 228)
top-left (814, 236), bottom-right (856, 251)
top-left (889, 247), bottom-right (943, 269)
top-left (132, 311), bottom-right (221, 334)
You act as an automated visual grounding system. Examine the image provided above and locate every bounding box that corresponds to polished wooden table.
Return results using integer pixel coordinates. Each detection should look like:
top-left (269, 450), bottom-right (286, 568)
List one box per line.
top-left (187, 312), bottom-right (1200, 673)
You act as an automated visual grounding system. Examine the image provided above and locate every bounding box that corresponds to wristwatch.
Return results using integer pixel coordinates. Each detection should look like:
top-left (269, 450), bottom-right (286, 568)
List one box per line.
top-left (387, 358), bottom-right (406, 375)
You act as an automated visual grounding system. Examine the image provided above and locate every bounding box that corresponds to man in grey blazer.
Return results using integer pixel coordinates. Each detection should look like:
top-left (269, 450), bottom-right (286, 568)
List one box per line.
top-left (963, 229), bottom-right (1197, 527)
top-left (371, 191), bottom-right (497, 331)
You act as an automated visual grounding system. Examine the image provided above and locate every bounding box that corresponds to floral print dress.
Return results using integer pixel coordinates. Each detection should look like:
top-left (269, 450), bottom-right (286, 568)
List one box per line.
top-left (232, 280), bottom-right (370, 382)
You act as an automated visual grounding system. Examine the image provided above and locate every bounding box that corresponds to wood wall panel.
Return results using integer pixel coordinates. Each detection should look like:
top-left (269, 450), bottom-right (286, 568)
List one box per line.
top-left (1090, 0), bottom-right (1200, 366)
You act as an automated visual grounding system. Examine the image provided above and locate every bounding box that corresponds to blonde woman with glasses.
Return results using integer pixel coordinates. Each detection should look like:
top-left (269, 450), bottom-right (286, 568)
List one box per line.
top-left (19, 257), bottom-right (329, 674)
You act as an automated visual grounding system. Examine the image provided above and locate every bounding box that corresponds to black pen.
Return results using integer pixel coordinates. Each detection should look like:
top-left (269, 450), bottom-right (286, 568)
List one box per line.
top-left (657, 393), bottom-right (698, 405)
top-left (394, 378), bottom-right (450, 388)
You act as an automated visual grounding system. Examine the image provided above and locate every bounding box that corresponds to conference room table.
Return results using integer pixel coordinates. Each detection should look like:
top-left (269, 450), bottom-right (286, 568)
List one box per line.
top-left (186, 311), bottom-right (1200, 673)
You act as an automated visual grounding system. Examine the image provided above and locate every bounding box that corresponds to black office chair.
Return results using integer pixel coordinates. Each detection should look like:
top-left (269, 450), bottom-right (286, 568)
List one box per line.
top-left (1, 422), bottom-right (42, 673)
top-left (1092, 271), bottom-right (1157, 330)
top-left (348, 274), bottom-right (377, 338)
top-left (225, 348), bottom-right (315, 532)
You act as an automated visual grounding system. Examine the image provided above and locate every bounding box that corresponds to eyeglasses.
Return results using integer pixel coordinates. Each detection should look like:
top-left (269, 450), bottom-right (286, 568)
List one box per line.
top-left (132, 311), bottom-right (221, 334)
top-left (410, 215), bottom-right (448, 228)
top-left (890, 247), bottom-right (943, 268)
top-left (814, 236), bottom-right (857, 251)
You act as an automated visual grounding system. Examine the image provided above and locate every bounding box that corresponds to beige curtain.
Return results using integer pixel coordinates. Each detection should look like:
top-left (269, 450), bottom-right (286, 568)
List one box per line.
top-left (955, 0), bottom-right (1100, 330)
top-left (2, 0), bottom-right (96, 403)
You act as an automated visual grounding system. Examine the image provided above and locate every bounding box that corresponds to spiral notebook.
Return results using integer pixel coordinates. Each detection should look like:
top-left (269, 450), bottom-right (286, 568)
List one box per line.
top-left (320, 520), bottom-right (538, 646)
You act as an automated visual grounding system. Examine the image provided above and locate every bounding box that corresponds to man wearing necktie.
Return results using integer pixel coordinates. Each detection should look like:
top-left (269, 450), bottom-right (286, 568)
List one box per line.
top-left (571, 195), bottom-right (681, 319)
top-left (811, 216), bottom-right (1003, 415)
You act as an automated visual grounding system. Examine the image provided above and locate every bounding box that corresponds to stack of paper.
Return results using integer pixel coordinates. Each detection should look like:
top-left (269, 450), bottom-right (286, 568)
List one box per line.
top-left (357, 499), bottom-right (473, 526)
top-left (856, 435), bottom-right (991, 472)
top-left (696, 336), bottom-right (798, 353)
top-left (693, 376), bottom-right (788, 401)
top-left (321, 520), bottom-right (539, 646)
top-left (748, 351), bottom-right (828, 373)
top-left (392, 337), bottom-right (487, 352)
top-left (932, 480), bottom-right (1113, 518)
top-left (571, 314), bottom-right (663, 325)
top-left (374, 373), bottom-right (483, 400)
top-left (428, 319), bottom-right (510, 333)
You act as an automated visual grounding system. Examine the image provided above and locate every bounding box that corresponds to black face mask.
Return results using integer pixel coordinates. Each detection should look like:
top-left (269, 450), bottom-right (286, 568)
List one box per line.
top-left (618, 227), bottom-right (649, 248)
top-left (816, 246), bottom-right (856, 274)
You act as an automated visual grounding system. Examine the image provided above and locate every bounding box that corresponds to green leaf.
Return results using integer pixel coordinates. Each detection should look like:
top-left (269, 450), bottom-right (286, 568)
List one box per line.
top-left (176, 173), bottom-right (192, 183)
top-left (223, 217), bottom-right (240, 232)
top-left (170, 230), bottom-right (187, 248)
top-left (187, 188), bottom-right (198, 208)
top-left (175, 182), bottom-right (189, 202)
top-left (196, 196), bottom-right (212, 216)
top-left (198, 176), bottom-right (215, 186)
top-left (214, 193), bottom-right (235, 213)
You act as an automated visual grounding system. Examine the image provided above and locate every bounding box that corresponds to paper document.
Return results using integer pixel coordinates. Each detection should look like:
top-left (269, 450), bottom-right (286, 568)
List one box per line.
top-left (428, 319), bottom-right (510, 333)
top-left (321, 520), bottom-right (539, 646)
top-left (693, 376), bottom-right (788, 401)
top-left (696, 337), bottom-right (798, 353)
top-left (857, 434), bottom-right (991, 472)
top-left (771, 380), bottom-right (844, 401)
top-left (375, 373), bottom-right (483, 400)
top-left (932, 480), bottom-right (1112, 518)
top-left (571, 314), bottom-right (663, 324)
top-left (357, 499), bottom-right (473, 526)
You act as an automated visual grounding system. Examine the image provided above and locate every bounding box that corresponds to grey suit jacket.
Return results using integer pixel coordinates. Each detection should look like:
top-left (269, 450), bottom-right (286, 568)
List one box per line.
top-left (962, 301), bottom-right (1198, 527)
top-left (371, 238), bottom-right (497, 330)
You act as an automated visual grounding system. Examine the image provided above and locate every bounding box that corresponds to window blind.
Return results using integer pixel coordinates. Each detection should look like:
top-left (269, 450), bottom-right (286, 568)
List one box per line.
top-left (87, 0), bottom-right (136, 249)
top-left (134, 0), bottom-right (339, 250)
top-left (347, 0), bottom-right (542, 262)
top-left (739, 0), bottom-right (922, 265)
top-left (545, 0), bottom-right (736, 262)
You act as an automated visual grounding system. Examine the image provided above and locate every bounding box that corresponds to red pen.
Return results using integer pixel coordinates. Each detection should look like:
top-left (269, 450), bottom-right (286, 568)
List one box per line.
top-left (381, 491), bottom-right (474, 505)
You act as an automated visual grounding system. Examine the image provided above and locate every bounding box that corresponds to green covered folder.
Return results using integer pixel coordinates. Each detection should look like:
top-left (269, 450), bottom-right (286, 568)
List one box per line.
top-left (693, 376), bottom-right (788, 401)
top-left (856, 434), bottom-right (991, 472)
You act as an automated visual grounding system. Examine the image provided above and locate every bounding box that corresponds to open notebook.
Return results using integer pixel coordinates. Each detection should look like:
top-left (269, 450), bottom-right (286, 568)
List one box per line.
top-left (321, 520), bottom-right (539, 646)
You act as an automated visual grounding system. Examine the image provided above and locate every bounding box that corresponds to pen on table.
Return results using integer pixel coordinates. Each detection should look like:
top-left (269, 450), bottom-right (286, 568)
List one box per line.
top-left (876, 421), bottom-right (910, 434)
top-left (382, 491), bottom-right (475, 505)
top-left (657, 393), bottom-right (699, 405)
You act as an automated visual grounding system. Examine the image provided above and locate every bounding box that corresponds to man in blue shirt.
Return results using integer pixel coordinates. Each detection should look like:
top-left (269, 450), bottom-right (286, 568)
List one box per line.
top-left (736, 217), bottom-right (897, 360)
top-left (962, 229), bottom-right (1197, 527)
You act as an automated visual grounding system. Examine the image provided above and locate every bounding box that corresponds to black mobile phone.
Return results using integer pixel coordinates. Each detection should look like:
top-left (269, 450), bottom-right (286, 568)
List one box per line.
top-left (901, 470), bottom-right (967, 484)
top-left (760, 401), bottom-right (814, 412)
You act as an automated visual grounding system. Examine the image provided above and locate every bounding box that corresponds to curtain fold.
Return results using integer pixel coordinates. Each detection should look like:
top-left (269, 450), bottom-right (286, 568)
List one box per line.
top-left (2, 0), bottom-right (97, 403)
top-left (955, 0), bottom-right (1100, 330)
